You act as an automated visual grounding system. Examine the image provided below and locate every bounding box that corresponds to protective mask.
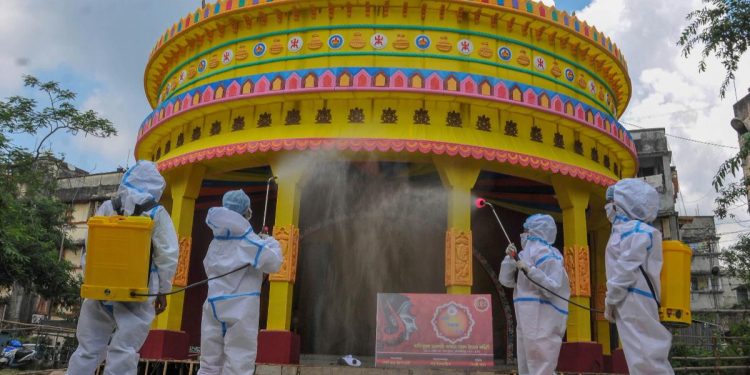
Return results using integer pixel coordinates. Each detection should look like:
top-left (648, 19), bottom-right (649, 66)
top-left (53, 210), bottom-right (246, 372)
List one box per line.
top-left (605, 203), bottom-right (617, 223)
top-left (520, 232), bottom-right (529, 248)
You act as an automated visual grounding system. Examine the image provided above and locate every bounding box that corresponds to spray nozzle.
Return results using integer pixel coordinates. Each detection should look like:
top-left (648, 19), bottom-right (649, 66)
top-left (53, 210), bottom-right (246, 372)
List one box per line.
top-left (474, 198), bottom-right (487, 208)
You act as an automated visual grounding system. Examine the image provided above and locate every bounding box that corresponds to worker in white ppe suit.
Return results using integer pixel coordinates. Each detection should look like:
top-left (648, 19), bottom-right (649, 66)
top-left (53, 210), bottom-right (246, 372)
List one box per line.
top-left (198, 189), bottom-right (283, 375)
top-left (67, 160), bottom-right (179, 375)
top-left (499, 214), bottom-right (570, 375)
top-left (604, 178), bottom-right (674, 374)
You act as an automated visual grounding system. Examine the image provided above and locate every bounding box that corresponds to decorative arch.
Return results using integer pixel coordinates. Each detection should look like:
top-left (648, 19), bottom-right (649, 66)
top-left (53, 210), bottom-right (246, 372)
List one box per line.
top-left (271, 76), bottom-right (284, 91)
top-left (304, 73), bottom-right (318, 88)
top-left (214, 85), bottom-right (225, 99)
top-left (255, 77), bottom-right (270, 93)
top-left (479, 80), bottom-right (492, 96)
top-left (354, 70), bottom-right (371, 87)
top-left (445, 75), bottom-right (459, 91)
top-left (320, 71), bottom-right (335, 88)
top-left (524, 89), bottom-right (537, 104)
top-left (538, 93), bottom-right (550, 108)
top-left (241, 80), bottom-right (253, 94)
top-left (552, 96), bottom-right (563, 112)
top-left (427, 73), bottom-right (442, 91)
top-left (227, 81), bottom-right (241, 97)
top-left (460, 77), bottom-right (476, 94)
top-left (374, 71), bottom-right (388, 87)
top-left (201, 87), bottom-right (215, 103)
top-left (338, 71), bottom-right (352, 87)
top-left (391, 71), bottom-right (407, 88)
top-left (410, 73), bottom-right (424, 89)
top-left (510, 86), bottom-right (523, 102)
top-left (495, 83), bottom-right (508, 99)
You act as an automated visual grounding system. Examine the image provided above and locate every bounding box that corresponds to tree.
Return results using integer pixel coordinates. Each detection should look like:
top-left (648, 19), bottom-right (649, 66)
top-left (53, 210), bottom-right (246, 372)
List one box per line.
top-left (678, 0), bottom-right (750, 98)
top-left (0, 76), bottom-right (116, 311)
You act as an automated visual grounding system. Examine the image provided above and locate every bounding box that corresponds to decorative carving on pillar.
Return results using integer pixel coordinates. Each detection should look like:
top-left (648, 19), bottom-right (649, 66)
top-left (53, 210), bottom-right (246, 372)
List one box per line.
top-left (563, 245), bottom-right (591, 297)
top-left (444, 228), bottom-right (473, 287)
top-left (269, 225), bottom-right (300, 283)
top-left (594, 283), bottom-right (606, 321)
top-left (172, 236), bottom-right (192, 287)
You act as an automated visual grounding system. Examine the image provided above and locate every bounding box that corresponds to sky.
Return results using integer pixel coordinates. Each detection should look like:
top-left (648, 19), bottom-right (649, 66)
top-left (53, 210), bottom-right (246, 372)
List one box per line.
top-left (1, 1), bottom-right (749, 245)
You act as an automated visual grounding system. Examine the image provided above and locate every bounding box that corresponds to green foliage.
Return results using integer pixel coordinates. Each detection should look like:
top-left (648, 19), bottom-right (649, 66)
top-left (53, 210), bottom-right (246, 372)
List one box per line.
top-left (721, 235), bottom-right (750, 286)
top-left (678, 0), bottom-right (750, 98)
top-left (0, 76), bottom-right (115, 309)
top-left (713, 133), bottom-right (750, 219)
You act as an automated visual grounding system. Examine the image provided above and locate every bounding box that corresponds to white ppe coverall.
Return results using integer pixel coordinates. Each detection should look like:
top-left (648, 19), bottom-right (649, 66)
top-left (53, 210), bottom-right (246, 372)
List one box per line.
top-left (67, 160), bottom-right (179, 375)
top-left (605, 178), bottom-right (674, 374)
top-left (198, 207), bottom-right (283, 375)
top-left (499, 214), bottom-right (570, 375)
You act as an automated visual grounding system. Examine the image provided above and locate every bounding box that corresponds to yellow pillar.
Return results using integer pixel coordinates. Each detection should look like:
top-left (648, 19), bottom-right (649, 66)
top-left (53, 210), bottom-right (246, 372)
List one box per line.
top-left (153, 164), bottom-right (205, 330)
top-left (435, 157), bottom-right (480, 295)
top-left (266, 156), bottom-right (304, 330)
top-left (552, 176), bottom-right (592, 342)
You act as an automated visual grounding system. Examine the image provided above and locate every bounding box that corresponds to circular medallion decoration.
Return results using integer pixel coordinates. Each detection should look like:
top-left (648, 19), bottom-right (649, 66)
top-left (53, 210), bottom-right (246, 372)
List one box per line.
top-left (197, 59), bottom-right (207, 73)
top-left (431, 302), bottom-right (475, 344)
top-left (328, 34), bottom-right (344, 49)
top-left (178, 70), bottom-right (187, 84)
top-left (533, 56), bottom-right (547, 71)
top-left (221, 49), bottom-right (234, 65)
top-left (474, 296), bottom-right (490, 312)
top-left (288, 36), bottom-right (303, 52)
top-left (564, 68), bottom-right (575, 82)
top-left (415, 34), bottom-right (431, 50)
top-left (457, 39), bottom-right (473, 55)
top-left (498, 46), bottom-right (512, 61)
top-left (253, 42), bottom-right (267, 57)
top-left (371, 33), bottom-right (388, 50)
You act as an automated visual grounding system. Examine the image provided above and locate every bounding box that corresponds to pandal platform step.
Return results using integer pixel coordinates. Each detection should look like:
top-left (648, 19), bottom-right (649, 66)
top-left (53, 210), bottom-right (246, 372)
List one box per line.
top-left (46, 358), bottom-right (615, 375)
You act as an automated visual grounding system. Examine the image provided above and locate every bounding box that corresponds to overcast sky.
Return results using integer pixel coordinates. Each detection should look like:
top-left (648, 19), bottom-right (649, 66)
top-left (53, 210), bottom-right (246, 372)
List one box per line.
top-left (1, 1), bottom-right (749, 245)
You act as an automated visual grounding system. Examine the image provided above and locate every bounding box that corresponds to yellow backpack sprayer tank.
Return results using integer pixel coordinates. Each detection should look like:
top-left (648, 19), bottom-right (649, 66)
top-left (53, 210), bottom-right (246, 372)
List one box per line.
top-left (81, 215), bottom-right (153, 302)
top-left (659, 240), bottom-right (692, 327)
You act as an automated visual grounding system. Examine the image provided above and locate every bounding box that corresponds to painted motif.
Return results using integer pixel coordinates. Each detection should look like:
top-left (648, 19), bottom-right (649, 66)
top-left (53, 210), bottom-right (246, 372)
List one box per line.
top-left (415, 34), bottom-right (431, 50)
top-left (371, 33), bottom-right (388, 49)
top-left (328, 34), bottom-right (344, 49)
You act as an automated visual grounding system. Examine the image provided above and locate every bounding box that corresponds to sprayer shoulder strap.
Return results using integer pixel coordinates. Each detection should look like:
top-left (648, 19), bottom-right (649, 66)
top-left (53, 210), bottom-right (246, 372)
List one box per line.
top-left (111, 197), bottom-right (159, 217)
top-left (639, 265), bottom-right (661, 309)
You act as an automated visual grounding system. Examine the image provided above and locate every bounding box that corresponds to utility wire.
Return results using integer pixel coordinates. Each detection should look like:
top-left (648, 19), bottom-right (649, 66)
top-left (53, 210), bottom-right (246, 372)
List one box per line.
top-left (620, 120), bottom-right (739, 150)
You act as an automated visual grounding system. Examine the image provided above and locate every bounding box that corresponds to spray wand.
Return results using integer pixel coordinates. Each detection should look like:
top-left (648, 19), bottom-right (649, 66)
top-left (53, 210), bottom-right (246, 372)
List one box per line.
top-left (261, 176), bottom-right (278, 236)
top-left (475, 198), bottom-right (603, 314)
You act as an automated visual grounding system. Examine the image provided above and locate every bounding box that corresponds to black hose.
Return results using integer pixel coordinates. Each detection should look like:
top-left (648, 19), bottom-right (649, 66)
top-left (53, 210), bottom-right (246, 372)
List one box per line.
top-left (130, 263), bottom-right (253, 297)
top-left (516, 266), bottom-right (604, 314)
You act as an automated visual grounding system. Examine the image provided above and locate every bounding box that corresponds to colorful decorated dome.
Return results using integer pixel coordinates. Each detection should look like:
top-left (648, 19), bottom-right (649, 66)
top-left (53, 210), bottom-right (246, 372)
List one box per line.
top-left (135, 0), bottom-right (634, 185)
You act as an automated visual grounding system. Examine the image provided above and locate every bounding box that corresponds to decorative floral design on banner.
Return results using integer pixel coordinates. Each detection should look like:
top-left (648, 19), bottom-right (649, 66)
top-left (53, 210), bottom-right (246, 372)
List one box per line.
top-left (431, 302), bottom-right (475, 344)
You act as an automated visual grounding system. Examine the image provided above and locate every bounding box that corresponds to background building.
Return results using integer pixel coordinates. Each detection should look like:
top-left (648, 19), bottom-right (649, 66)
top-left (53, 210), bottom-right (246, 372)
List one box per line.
top-left (630, 128), bottom-right (680, 240)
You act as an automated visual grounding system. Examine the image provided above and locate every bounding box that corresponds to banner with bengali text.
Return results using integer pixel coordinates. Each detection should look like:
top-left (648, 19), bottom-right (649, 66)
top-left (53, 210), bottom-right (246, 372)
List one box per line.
top-left (375, 293), bottom-right (493, 367)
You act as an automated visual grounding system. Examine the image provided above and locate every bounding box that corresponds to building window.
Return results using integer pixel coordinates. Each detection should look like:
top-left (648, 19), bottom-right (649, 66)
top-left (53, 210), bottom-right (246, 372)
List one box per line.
top-left (692, 275), bottom-right (709, 291)
top-left (737, 286), bottom-right (749, 304)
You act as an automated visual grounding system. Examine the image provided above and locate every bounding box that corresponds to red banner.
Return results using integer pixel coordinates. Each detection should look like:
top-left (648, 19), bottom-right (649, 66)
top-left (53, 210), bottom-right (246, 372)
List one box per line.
top-left (375, 293), bottom-right (493, 368)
